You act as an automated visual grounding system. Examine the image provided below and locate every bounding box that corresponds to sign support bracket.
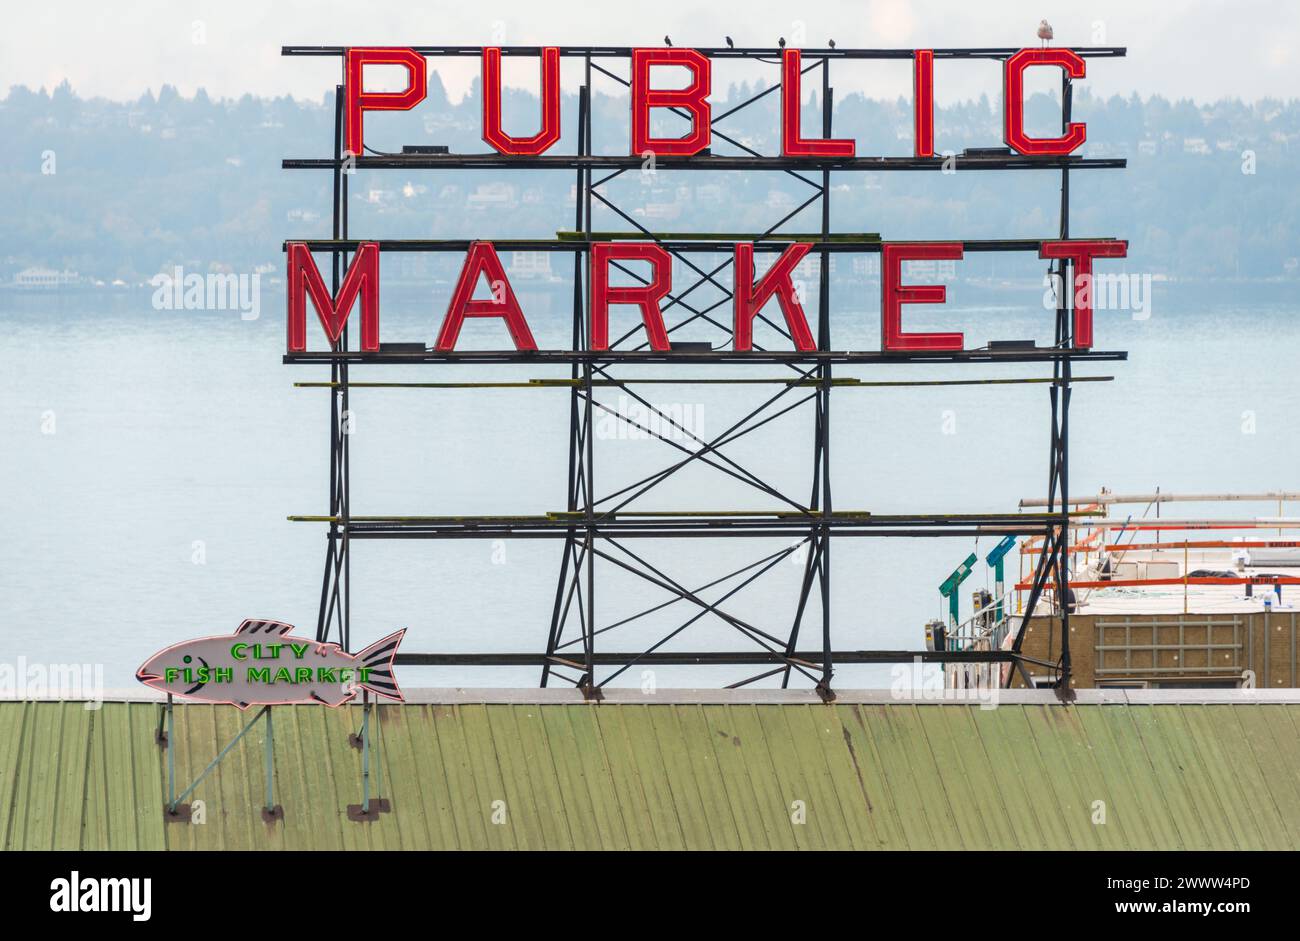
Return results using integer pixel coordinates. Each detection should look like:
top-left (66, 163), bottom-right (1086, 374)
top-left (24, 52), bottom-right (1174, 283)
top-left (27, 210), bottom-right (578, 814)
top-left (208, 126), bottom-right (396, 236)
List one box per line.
top-left (163, 704), bottom-right (279, 824)
top-left (348, 691), bottom-right (392, 821)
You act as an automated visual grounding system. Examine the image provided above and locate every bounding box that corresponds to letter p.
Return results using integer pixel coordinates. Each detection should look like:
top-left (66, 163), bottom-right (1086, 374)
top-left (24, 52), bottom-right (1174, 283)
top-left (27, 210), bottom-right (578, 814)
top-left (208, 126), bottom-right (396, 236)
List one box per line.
top-left (345, 47), bottom-right (428, 156)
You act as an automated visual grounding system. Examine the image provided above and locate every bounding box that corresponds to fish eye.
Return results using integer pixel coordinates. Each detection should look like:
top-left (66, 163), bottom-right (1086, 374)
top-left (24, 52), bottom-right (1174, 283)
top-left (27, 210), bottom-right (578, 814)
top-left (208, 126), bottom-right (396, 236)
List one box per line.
top-left (182, 655), bottom-right (192, 663)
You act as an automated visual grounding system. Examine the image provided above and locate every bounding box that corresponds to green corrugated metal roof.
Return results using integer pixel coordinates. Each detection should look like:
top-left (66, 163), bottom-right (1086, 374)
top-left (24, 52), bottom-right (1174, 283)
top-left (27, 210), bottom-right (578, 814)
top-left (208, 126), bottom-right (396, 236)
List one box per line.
top-left (3, 696), bottom-right (1300, 850)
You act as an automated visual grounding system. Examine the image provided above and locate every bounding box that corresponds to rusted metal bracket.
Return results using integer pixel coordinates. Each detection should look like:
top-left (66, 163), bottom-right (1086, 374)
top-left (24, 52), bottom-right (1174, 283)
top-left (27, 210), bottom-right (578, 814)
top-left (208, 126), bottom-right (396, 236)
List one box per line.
top-left (347, 798), bottom-right (392, 821)
top-left (579, 675), bottom-right (604, 702)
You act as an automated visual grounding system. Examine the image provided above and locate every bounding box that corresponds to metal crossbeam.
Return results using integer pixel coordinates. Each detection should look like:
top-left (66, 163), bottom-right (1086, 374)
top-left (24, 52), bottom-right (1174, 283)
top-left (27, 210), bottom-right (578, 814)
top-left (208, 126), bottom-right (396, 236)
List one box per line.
top-left (285, 349), bottom-right (1128, 364)
top-left (395, 650), bottom-right (1024, 665)
top-left (281, 44), bottom-right (1128, 59)
top-left (284, 154), bottom-right (1127, 172)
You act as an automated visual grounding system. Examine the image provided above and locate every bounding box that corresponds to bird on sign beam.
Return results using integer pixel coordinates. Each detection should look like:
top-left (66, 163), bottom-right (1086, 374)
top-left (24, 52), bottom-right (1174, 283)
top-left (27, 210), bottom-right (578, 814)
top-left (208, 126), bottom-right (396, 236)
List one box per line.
top-left (1037, 19), bottom-right (1054, 47)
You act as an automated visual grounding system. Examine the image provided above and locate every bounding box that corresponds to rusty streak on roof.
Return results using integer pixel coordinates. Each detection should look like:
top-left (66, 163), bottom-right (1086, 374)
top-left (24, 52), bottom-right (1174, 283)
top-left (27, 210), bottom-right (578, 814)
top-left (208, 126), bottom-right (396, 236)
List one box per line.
top-left (2, 697), bottom-right (1300, 850)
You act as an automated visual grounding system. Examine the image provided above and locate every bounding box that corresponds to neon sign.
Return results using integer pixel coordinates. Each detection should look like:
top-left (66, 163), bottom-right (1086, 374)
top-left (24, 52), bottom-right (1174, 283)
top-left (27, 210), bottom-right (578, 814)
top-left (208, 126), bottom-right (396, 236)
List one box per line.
top-left (344, 46), bottom-right (1092, 159)
top-left (287, 45), bottom-right (1129, 356)
top-left (286, 237), bottom-right (1129, 354)
top-left (137, 620), bottom-right (406, 708)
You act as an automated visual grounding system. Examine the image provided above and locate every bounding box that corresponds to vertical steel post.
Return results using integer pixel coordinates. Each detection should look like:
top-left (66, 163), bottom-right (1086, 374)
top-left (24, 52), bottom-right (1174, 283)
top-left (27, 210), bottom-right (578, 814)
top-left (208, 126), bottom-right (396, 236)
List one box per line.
top-left (264, 706), bottom-right (274, 812)
top-left (166, 694), bottom-right (175, 810)
top-left (542, 81), bottom-right (590, 688)
top-left (582, 54), bottom-right (597, 697)
top-left (361, 693), bottom-right (371, 814)
top-left (313, 67), bottom-right (353, 653)
top-left (374, 702), bottom-right (383, 801)
top-left (1057, 71), bottom-right (1074, 689)
top-left (818, 59), bottom-right (835, 698)
top-left (340, 72), bottom-right (353, 656)
top-left (317, 85), bottom-right (345, 645)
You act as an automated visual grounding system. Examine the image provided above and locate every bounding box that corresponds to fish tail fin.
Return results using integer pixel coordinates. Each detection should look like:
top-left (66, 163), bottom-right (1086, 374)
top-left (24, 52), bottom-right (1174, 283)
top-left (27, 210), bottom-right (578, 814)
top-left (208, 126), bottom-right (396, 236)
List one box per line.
top-left (356, 629), bottom-right (405, 702)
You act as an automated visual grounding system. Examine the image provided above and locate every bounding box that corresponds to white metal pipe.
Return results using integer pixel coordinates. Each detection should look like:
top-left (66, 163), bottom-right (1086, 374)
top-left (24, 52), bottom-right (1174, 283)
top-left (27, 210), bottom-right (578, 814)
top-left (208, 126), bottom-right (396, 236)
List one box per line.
top-left (1020, 491), bottom-right (1300, 508)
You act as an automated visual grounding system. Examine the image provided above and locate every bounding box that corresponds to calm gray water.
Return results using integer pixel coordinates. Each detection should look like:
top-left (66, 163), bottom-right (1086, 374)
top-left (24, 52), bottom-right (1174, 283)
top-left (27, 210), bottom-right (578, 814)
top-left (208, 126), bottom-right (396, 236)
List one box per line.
top-left (2, 283), bottom-right (1296, 689)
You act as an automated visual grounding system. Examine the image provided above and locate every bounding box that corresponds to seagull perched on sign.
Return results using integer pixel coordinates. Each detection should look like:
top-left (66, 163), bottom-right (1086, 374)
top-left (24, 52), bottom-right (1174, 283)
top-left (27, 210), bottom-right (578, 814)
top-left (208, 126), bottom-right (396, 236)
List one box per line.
top-left (1037, 19), bottom-right (1054, 46)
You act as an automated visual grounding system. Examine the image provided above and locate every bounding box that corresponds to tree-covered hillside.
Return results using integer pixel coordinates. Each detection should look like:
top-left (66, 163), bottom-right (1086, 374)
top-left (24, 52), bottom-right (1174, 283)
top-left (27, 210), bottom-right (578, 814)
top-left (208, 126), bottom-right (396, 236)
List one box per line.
top-left (2, 78), bottom-right (1297, 284)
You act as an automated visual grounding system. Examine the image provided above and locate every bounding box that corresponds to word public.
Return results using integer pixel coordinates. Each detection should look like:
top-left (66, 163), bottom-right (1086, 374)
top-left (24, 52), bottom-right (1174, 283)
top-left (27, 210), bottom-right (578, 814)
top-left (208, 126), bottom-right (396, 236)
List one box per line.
top-left (343, 46), bottom-right (1094, 159)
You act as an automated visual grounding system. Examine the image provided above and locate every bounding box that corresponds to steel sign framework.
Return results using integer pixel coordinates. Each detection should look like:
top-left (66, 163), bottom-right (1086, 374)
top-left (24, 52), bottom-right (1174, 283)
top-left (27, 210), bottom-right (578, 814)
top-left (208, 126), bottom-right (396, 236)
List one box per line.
top-left (281, 43), bottom-right (1129, 699)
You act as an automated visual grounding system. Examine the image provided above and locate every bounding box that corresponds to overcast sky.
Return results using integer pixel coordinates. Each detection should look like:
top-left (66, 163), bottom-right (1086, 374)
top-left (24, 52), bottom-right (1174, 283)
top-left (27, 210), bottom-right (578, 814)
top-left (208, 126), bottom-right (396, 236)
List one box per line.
top-left (0, 0), bottom-right (1292, 104)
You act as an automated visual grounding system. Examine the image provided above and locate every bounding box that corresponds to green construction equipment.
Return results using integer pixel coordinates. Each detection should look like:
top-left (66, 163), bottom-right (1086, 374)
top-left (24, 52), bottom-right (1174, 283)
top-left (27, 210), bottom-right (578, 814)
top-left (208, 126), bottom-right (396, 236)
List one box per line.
top-left (986, 536), bottom-right (1016, 621)
top-left (939, 553), bottom-right (978, 631)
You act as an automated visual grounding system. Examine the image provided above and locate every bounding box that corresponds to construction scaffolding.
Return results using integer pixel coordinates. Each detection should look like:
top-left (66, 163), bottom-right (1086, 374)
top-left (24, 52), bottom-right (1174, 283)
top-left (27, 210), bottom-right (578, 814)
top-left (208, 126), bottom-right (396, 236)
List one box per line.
top-left (281, 43), bottom-right (1129, 697)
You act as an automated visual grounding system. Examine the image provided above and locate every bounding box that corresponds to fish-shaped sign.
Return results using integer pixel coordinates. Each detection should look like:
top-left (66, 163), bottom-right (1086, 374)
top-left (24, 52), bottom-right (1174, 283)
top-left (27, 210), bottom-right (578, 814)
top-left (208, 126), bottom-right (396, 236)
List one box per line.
top-left (136, 619), bottom-right (405, 708)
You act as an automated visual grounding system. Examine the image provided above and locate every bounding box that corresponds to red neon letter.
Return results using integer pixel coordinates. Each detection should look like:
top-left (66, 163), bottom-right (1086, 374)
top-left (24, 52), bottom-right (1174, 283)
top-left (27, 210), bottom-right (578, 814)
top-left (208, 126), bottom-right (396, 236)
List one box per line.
top-left (880, 243), bottom-right (965, 352)
top-left (1003, 48), bottom-right (1087, 156)
top-left (287, 242), bottom-right (380, 352)
top-left (733, 243), bottom-right (817, 352)
top-left (781, 49), bottom-right (855, 157)
top-left (590, 243), bottom-right (672, 351)
top-left (482, 47), bottom-right (561, 155)
top-left (1039, 239), bottom-right (1128, 349)
top-left (435, 242), bottom-right (538, 351)
top-left (630, 49), bottom-right (711, 156)
top-left (345, 47), bottom-right (428, 156)
top-left (913, 50), bottom-right (935, 158)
